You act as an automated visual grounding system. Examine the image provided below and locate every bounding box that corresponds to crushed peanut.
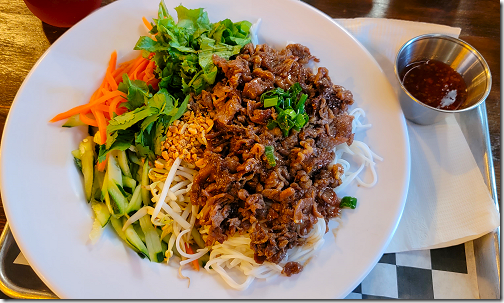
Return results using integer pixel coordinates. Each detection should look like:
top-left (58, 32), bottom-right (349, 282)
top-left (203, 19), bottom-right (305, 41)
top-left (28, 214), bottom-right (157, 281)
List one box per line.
top-left (161, 111), bottom-right (213, 168)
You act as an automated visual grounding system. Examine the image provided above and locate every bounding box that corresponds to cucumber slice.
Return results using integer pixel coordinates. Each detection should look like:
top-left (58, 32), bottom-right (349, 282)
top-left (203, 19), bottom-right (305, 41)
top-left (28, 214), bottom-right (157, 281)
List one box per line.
top-left (117, 150), bottom-right (132, 178)
top-left (91, 200), bottom-right (111, 227)
top-left (62, 114), bottom-right (86, 128)
top-left (124, 223), bottom-right (149, 260)
top-left (133, 223), bottom-right (146, 243)
top-left (92, 169), bottom-right (105, 201)
top-left (141, 160), bottom-right (150, 206)
top-left (109, 216), bottom-right (127, 242)
top-left (107, 152), bottom-right (123, 188)
top-left (127, 149), bottom-right (142, 166)
top-left (122, 176), bottom-right (137, 191)
top-left (72, 149), bottom-right (83, 173)
top-left (79, 136), bottom-right (95, 202)
top-left (101, 170), bottom-right (114, 216)
top-left (191, 228), bottom-right (206, 249)
top-left (107, 181), bottom-right (128, 216)
top-left (71, 149), bottom-right (81, 159)
top-left (161, 238), bottom-right (168, 256)
top-left (126, 185), bottom-right (143, 215)
top-left (109, 217), bottom-right (142, 256)
top-left (139, 215), bottom-right (164, 262)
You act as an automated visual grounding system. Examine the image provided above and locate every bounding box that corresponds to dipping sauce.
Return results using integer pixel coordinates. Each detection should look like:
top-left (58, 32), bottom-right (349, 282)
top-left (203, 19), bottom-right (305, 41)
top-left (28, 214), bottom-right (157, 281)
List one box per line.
top-left (400, 59), bottom-right (468, 110)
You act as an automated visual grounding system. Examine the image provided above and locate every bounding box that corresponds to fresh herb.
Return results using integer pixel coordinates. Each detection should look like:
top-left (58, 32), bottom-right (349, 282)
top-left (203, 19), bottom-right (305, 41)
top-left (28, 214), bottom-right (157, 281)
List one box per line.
top-left (264, 145), bottom-right (276, 167)
top-left (340, 196), bottom-right (357, 209)
top-left (98, 76), bottom-right (189, 163)
top-left (134, 1), bottom-right (252, 96)
top-left (261, 82), bottom-right (309, 136)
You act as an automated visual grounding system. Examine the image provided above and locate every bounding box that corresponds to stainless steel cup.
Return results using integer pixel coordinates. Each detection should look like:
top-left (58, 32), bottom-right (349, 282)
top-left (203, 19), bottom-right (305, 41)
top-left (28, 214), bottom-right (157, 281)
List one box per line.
top-left (395, 34), bottom-right (492, 125)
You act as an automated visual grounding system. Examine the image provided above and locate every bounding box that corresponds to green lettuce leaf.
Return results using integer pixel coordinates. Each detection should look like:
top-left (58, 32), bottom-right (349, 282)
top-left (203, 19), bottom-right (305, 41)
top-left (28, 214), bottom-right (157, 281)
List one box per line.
top-left (134, 4), bottom-right (252, 96)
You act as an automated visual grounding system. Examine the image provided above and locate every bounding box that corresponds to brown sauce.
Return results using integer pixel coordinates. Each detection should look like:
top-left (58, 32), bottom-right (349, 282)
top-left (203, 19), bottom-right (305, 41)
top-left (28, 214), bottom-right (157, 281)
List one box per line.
top-left (400, 59), bottom-right (467, 110)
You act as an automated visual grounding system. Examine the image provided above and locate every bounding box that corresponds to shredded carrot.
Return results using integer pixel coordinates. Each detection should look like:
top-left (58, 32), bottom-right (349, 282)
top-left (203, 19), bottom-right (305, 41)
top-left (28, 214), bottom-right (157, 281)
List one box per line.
top-left (185, 244), bottom-right (200, 271)
top-left (79, 113), bottom-right (99, 127)
top-left (142, 16), bottom-right (153, 31)
top-left (107, 51), bottom-right (117, 73)
top-left (130, 58), bottom-right (150, 80)
top-left (112, 58), bottom-right (136, 82)
top-left (105, 69), bottom-right (118, 91)
top-left (92, 104), bottom-right (111, 113)
top-left (109, 95), bottom-right (126, 118)
top-left (50, 45), bottom-right (158, 147)
top-left (49, 90), bottom-right (126, 123)
top-left (92, 108), bottom-right (108, 145)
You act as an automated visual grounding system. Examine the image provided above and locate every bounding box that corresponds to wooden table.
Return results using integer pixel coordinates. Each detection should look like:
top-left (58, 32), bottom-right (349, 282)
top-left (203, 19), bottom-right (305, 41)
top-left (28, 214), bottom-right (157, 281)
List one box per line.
top-left (0, 0), bottom-right (500, 235)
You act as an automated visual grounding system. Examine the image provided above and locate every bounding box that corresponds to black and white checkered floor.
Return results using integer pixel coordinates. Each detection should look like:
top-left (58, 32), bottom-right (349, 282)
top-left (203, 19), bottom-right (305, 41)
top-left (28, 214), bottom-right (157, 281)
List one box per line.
top-left (11, 241), bottom-right (480, 299)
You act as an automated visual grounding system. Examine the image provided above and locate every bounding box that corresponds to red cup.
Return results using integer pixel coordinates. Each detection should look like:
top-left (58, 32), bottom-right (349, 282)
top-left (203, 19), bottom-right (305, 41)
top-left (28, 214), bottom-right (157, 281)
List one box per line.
top-left (23, 0), bottom-right (103, 28)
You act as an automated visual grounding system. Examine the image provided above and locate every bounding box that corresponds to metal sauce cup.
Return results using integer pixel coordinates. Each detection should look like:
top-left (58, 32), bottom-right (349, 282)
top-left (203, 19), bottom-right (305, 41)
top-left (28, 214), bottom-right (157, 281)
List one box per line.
top-left (395, 34), bottom-right (492, 125)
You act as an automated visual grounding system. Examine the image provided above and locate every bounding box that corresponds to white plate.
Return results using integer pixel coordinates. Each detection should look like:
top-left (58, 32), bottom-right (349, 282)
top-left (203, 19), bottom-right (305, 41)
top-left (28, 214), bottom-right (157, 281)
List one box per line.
top-left (0, 0), bottom-right (410, 299)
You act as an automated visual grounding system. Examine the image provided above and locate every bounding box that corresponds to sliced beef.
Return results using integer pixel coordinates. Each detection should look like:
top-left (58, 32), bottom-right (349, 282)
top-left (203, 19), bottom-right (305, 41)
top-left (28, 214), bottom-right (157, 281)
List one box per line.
top-left (190, 43), bottom-right (355, 268)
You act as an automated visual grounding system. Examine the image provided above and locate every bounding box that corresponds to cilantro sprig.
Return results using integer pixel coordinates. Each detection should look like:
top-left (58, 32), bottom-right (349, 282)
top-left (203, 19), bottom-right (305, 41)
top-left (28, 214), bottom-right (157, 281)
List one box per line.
top-left (262, 83), bottom-right (309, 136)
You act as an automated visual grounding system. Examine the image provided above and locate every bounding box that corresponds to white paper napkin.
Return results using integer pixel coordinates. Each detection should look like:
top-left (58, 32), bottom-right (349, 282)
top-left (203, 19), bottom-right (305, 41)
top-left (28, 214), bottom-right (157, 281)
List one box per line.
top-left (334, 18), bottom-right (500, 253)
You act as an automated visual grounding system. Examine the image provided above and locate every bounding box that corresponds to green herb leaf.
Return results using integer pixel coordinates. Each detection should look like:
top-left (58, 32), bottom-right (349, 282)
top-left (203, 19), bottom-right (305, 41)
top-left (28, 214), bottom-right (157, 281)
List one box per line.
top-left (120, 74), bottom-right (151, 110)
top-left (340, 196), bottom-right (358, 209)
top-left (134, 5), bottom-right (252, 95)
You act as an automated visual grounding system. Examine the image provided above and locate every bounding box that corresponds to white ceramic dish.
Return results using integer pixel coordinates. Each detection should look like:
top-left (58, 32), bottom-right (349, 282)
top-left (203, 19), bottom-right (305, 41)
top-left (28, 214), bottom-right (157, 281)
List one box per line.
top-left (0, 0), bottom-right (410, 299)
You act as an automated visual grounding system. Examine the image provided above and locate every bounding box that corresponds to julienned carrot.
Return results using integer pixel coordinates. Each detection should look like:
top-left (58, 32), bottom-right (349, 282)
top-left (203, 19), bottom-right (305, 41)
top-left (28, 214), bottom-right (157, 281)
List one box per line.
top-left (91, 108), bottom-right (107, 145)
top-left (105, 69), bottom-right (118, 91)
top-left (51, 46), bottom-right (158, 148)
top-left (107, 51), bottom-right (117, 74)
top-left (142, 16), bottom-right (153, 31)
top-left (49, 90), bottom-right (126, 123)
top-left (185, 244), bottom-right (200, 271)
top-left (109, 95), bottom-right (126, 118)
top-left (93, 104), bottom-right (111, 113)
top-left (127, 56), bottom-right (146, 76)
top-left (130, 58), bottom-right (150, 80)
top-left (79, 113), bottom-right (99, 127)
top-left (125, 56), bottom-right (144, 71)
top-left (112, 58), bottom-right (137, 82)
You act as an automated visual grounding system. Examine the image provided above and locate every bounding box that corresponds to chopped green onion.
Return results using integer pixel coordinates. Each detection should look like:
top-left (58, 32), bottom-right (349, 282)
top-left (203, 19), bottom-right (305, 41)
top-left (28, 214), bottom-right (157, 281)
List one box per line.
top-left (295, 94), bottom-right (308, 113)
top-left (263, 96), bottom-right (278, 108)
top-left (260, 82), bottom-right (309, 137)
top-left (264, 145), bottom-right (276, 167)
top-left (283, 108), bottom-right (297, 119)
top-left (340, 196), bottom-right (357, 209)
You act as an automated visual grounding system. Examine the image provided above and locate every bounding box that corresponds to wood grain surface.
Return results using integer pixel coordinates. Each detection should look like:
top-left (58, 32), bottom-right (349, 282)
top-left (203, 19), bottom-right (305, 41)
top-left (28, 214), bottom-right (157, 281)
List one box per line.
top-left (0, 0), bottom-right (500, 235)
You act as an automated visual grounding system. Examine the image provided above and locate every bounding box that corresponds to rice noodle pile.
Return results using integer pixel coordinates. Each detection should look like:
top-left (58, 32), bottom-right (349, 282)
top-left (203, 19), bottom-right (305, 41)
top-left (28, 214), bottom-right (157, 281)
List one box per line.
top-left (201, 218), bottom-right (327, 290)
top-left (334, 108), bottom-right (383, 194)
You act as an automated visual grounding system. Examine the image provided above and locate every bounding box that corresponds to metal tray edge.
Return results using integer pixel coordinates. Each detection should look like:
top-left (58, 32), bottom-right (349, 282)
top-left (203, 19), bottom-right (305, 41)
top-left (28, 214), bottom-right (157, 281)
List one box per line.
top-left (0, 224), bottom-right (58, 299)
